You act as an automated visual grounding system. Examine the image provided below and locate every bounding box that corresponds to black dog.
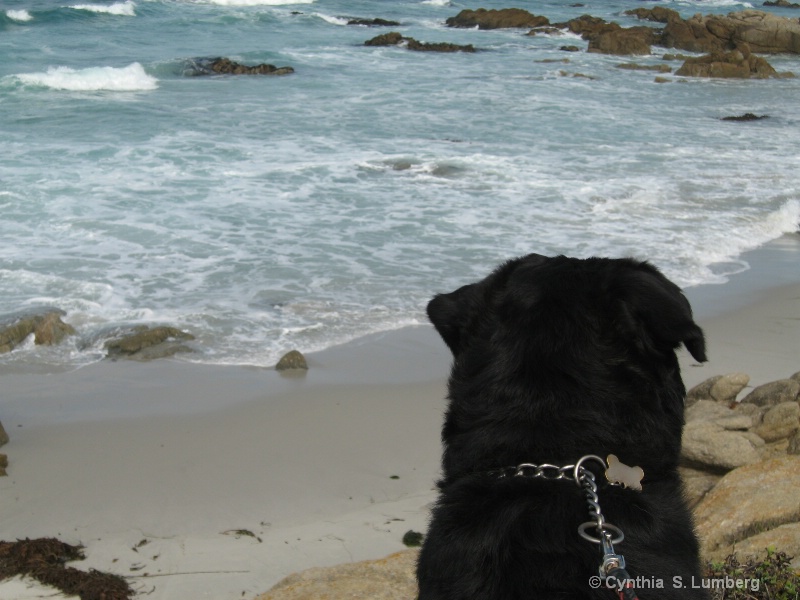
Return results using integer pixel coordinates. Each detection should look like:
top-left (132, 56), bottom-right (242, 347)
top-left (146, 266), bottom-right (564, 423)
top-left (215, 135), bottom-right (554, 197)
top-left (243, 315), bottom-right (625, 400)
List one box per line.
top-left (417, 254), bottom-right (710, 600)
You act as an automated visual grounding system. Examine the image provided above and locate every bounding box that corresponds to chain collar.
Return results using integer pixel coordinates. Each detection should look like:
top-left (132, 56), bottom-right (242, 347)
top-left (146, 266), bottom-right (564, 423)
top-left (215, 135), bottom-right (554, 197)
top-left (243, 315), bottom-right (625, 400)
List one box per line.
top-left (486, 455), bottom-right (621, 541)
top-left (482, 454), bottom-right (643, 591)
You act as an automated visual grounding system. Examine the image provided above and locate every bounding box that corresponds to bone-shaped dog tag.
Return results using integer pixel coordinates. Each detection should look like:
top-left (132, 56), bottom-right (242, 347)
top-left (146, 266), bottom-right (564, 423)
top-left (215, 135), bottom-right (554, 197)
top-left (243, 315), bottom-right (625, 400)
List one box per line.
top-left (605, 455), bottom-right (644, 491)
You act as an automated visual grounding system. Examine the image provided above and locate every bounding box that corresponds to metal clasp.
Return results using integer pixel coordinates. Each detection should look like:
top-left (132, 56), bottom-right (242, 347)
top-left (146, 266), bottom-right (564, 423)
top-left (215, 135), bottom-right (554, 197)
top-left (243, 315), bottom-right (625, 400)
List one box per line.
top-left (599, 530), bottom-right (626, 577)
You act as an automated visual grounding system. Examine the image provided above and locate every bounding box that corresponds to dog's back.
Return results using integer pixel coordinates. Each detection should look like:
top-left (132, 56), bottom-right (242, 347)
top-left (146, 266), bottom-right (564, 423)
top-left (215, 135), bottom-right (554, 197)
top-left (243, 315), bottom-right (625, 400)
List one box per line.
top-left (417, 255), bottom-right (709, 599)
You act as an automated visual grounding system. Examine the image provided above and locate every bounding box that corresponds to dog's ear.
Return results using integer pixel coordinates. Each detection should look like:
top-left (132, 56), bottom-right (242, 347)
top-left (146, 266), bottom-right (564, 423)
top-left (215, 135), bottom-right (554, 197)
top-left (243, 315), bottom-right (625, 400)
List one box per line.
top-left (427, 283), bottom-right (483, 356)
top-left (617, 263), bottom-right (707, 363)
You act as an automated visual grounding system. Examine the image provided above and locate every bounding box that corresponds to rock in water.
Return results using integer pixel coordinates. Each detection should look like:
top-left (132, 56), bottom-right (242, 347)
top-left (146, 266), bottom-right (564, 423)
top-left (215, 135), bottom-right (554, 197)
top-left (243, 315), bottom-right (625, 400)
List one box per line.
top-left (276, 349), bottom-right (308, 371)
top-left (105, 325), bottom-right (195, 360)
top-left (0, 309), bottom-right (75, 353)
top-left (445, 8), bottom-right (549, 30)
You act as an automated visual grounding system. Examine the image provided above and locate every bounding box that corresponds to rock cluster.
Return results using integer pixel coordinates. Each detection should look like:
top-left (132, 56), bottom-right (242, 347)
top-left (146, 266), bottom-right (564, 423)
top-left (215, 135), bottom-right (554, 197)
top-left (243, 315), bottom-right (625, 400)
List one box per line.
top-left (682, 371), bottom-right (800, 567)
top-left (0, 309), bottom-right (198, 362)
top-left (0, 309), bottom-right (76, 354)
top-left (439, 7), bottom-right (798, 76)
top-left (635, 9), bottom-right (800, 54)
top-left (557, 9), bottom-right (799, 70)
top-left (675, 44), bottom-right (785, 78)
top-left (364, 32), bottom-right (476, 53)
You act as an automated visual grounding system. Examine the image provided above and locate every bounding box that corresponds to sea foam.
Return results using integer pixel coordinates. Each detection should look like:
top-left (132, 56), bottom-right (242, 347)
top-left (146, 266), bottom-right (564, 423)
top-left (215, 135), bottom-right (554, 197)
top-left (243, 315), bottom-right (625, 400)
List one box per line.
top-left (6, 9), bottom-right (33, 21)
top-left (14, 63), bottom-right (157, 91)
top-left (67, 1), bottom-right (136, 16)
top-left (314, 13), bottom-right (348, 26)
top-left (191, 0), bottom-right (314, 5)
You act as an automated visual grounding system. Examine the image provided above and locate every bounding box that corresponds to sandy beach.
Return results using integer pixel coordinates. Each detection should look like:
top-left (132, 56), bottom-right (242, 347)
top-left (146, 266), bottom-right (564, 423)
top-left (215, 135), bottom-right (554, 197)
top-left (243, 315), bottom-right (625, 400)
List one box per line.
top-left (1, 235), bottom-right (799, 600)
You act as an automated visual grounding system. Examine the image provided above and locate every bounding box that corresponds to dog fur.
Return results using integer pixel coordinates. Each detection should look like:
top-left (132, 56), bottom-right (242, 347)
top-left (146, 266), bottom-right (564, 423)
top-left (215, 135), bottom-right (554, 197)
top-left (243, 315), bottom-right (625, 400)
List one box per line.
top-left (417, 254), bottom-right (710, 599)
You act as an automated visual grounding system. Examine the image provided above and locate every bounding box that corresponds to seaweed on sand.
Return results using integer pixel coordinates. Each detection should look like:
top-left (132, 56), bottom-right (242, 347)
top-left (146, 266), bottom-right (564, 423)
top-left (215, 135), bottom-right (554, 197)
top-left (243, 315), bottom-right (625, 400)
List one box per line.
top-left (0, 537), bottom-right (134, 600)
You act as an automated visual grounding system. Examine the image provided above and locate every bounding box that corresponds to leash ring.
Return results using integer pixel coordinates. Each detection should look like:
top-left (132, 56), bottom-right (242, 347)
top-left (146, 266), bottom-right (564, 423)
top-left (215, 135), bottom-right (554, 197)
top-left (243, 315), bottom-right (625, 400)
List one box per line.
top-left (577, 522), bottom-right (624, 545)
top-left (573, 454), bottom-right (607, 487)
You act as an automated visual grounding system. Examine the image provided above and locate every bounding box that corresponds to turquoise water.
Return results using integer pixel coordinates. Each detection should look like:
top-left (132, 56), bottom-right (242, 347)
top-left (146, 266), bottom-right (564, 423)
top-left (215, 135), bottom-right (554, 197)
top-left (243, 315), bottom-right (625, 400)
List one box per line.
top-left (1, 0), bottom-right (799, 368)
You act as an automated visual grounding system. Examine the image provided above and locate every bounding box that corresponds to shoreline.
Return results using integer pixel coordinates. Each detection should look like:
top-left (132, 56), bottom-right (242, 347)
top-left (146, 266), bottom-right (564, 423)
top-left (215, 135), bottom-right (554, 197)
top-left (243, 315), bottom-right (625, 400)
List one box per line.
top-left (0, 234), bottom-right (799, 599)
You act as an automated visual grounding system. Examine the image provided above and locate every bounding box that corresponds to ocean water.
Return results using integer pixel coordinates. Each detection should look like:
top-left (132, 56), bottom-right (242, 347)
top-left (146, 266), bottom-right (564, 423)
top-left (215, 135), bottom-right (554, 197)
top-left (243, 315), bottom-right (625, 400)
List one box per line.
top-left (1, 0), bottom-right (799, 370)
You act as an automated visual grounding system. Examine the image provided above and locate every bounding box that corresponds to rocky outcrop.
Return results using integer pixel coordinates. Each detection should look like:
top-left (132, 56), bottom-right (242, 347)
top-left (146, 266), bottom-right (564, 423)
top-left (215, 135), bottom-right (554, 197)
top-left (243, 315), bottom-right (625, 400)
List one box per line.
top-left (0, 309), bottom-right (76, 354)
top-left (559, 14), bottom-right (610, 37)
top-left (185, 57), bottom-right (294, 76)
top-left (679, 371), bottom-right (800, 566)
top-left (764, 0), bottom-right (800, 7)
top-left (445, 8), bottom-right (549, 30)
top-left (681, 372), bottom-right (800, 472)
top-left (630, 9), bottom-right (800, 54)
top-left (105, 325), bottom-right (195, 360)
top-left (693, 456), bottom-right (800, 565)
top-left (686, 372), bottom-right (750, 406)
top-left (346, 18), bottom-right (401, 27)
top-left (740, 377), bottom-right (800, 405)
top-left (588, 26), bottom-right (655, 55)
top-left (256, 550), bottom-right (418, 600)
top-left (682, 420), bottom-right (763, 471)
top-left (722, 113), bottom-right (770, 121)
top-left (364, 32), bottom-right (475, 53)
top-left (615, 63), bottom-right (672, 73)
top-left (208, 58), bottom-right (294, 75)
top-left (625, 7), bottom-right (683, 24)
top-left (551, 15), bottom-right (658, 55)
top-left (675, 46), bottom-right (782, 78)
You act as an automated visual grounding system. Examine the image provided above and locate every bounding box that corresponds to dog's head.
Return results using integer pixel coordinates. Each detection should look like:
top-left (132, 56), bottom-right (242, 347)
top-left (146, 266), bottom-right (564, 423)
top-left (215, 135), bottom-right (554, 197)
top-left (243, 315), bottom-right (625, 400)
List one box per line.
top-left (428, 254), bottom-right (706, 473)
top-left (428, 253), bottom-right (705, 366)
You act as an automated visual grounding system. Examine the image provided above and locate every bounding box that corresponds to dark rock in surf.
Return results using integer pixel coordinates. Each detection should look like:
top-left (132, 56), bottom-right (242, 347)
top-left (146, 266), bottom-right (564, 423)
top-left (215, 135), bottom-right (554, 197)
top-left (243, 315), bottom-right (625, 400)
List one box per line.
top-left (207, 58), bottom-right (294, 75)
top-left (763, 0), bottom-right (800, 8)
top-left (346, 17), bottom-right (401, 27)
top-left (365, 32), bottom-right (405, 46)
top-left (364, 32), bottom-right (475, 53)
top-left (557, 14), bottom-right (609, 37)
top-left (675, 46), bottom-right (781, 78)
top-left (105, 325), bottom-right (195, 360)
top-left (554, 15), bottom-right (656, 55)
top-left (0, 309), bottom-right (76, 353)
top-left (184, 57), bottom-right (294, 76)
top-left (721, 113), bottom-right (770, 121)
top-left (445, 8), bottom-right (549, 30)
top-left (587, 25), bottom-right (656, 55)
